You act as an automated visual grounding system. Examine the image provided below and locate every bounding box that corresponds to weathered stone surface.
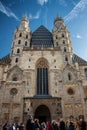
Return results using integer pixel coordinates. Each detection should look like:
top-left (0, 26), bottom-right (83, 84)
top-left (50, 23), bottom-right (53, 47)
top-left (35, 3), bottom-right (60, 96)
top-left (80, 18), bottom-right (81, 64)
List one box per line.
top-left (0, 16), bottom-right (87, 124)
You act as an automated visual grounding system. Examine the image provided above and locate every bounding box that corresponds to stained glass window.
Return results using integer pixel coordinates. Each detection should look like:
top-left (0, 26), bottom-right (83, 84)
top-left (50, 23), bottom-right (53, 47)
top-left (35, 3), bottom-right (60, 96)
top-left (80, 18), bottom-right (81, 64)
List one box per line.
top-left (36, 59), bottom-right (48, 95)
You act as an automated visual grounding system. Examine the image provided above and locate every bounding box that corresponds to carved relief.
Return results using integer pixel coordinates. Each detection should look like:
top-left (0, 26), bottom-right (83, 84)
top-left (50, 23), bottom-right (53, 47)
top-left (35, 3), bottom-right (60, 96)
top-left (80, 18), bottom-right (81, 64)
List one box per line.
top-left (4, 113), bottom-right (9, 120)
top-left (53, 70), bottom-right (62, 85)
top-left (63, 64), bottom-right (78, 83)
top-left (2, 103), bottom-right (10, 113)
top-left (12, 103), bottom-right (20, 109)
top-left (2, 103), bottom-right (10, 108)
top-left (26, 72), bottom-right (32, 86)
top-left (36, 58), bottom-right (48, 68)
top-left (7, 65), bottom-right (23, 81)
top-left (56, 103), bottom-right (62, 114)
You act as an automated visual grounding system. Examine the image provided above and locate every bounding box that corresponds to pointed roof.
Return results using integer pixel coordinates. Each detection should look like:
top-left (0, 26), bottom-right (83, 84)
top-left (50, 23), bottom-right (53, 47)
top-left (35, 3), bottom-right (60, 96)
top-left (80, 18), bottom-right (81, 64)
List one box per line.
top-left (30, 25), bottom-right (54, 47)
top-left (0, 54), bottom-right (11, 65)
top-left (72, 54), bottom-right (87, 65)
top-left (21, 13), bottom-right (28, 22)
top-left (54, 16), bottom-right (64, 23)
top-left (0, 53), bottom-right (87, 66)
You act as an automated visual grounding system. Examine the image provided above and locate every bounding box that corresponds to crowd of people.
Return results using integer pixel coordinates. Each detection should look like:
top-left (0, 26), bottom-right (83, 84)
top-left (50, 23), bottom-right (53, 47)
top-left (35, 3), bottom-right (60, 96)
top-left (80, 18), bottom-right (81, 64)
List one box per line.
top-left (2, 115), bottom-right (87, 130)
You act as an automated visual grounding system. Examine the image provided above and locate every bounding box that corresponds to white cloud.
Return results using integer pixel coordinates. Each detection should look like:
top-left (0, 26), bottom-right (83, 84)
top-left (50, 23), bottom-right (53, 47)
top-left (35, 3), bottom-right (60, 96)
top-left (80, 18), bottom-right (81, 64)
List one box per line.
top-left (59, 0), bottom-right (67, 6)
top-left (0, 1), bottom-right (19, 20)
top-left (76, 34), bottom-right (82, 39)
top-left (64, 0), bottom-right (87, 23)
top-left (37, 0), bottom-right (48, 6)
top-left (29, 11), bottom-right (41, 20)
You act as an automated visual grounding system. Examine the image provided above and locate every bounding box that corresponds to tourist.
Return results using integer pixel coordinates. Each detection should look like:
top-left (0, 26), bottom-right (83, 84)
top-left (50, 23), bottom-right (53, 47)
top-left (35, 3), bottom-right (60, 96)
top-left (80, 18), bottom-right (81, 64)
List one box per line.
top-left (79, 118), bottom-right (86, 130)
top-left (68, 121), bottom-right (75, 130)
top-left (3, 121), bottom-right (8, 130)
top-left (40, 122), bottom-right (46, 130)
top-left (46, 121), bottom-right (53, 130)
top-left (34, 118), bottom-right (40, 130)
top-left (59, 118), bottom-right (66, 130)
top-left (26, 115), bottom-right (34, 130)
top-left (52, 120), bottom-right (59, 130)
top-left (74, 118), bottom-right (79, 130)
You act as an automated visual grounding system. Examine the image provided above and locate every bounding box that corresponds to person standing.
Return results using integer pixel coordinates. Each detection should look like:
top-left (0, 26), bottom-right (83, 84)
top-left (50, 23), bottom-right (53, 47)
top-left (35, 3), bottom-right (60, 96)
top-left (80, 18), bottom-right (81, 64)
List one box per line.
top-left (26, 115), bottom-right (34, 130)
top-left (60, 118), bottom-right (66, 130)
top-left (46, 121), bottom-right (53, 130)
top-left (34, 118), bottom-right (40, 130)
top-left (79, 118), bottom-right (86, 130)
top-left (68, 121), bottom-right (75, 130)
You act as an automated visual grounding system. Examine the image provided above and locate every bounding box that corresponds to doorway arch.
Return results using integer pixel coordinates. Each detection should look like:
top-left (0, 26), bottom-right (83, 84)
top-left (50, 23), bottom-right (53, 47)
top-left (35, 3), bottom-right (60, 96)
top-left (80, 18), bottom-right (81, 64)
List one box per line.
top-left (34, 105), bottom-right (51, 123)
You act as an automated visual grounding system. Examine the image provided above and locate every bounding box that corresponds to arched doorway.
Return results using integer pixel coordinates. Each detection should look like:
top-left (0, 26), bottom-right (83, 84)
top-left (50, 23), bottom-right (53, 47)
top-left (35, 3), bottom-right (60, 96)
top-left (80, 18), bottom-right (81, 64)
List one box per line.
top-left (34, 105), bottom-right (51, 123)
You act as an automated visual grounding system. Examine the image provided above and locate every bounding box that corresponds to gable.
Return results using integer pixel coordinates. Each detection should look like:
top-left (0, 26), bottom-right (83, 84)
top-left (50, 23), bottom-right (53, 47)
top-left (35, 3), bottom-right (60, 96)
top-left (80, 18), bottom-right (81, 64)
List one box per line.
top-left (63, 63), bottom-right (78, 83)
top-left (7, 65), bottom-right (23, 81)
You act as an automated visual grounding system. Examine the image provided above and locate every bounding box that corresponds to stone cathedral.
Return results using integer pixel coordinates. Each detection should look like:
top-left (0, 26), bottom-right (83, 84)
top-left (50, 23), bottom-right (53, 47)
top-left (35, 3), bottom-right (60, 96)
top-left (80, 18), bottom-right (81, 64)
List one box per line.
top-left (0, 15), bottom-right (87, 123)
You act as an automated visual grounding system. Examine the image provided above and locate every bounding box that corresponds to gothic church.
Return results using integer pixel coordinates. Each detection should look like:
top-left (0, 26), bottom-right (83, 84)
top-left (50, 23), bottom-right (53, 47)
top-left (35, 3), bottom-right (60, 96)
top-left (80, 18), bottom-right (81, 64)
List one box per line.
top-left (0, 16), bottom-right (87, 123)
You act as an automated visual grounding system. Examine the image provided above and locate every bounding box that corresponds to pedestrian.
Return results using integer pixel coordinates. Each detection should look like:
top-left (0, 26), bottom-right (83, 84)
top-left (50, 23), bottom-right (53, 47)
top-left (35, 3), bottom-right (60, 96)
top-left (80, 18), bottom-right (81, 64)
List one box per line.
top-left (34, 118), bottom-right (40, 130)
top-left (60, 118), bottom-right (66, 130)
top-left (79, 118), bottom-right (86, 130)
top-left (74, 118), bottom-right (79, 130)
top-left (26, 115), bottom-right (34, 130)
top-left (68, 121), bottom-right (75, 130)
top-left (46, 121), bottom-right (53, 130)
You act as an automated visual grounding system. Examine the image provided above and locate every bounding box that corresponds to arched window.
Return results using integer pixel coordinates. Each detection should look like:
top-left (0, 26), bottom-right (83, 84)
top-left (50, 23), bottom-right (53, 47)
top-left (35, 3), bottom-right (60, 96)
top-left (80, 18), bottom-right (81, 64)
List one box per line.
top-left (62, 33), bottom-right (64, 37)
top-left (64, 47), bottom-right (67, 52)
top-left (68, 73), bottom-right (72, 81)
top-left (36, 58), bottom-right (49, 95)
top-left (84, 68), bottom-right (87, 79)
top-left (11, 50), bottom-right (13, 54)
top-left (17, 48), bottom-right (20, 53)
top-left (25, 41), bottom-right (27, 46)
top-left (18, 40), bottom-right (21, 44)
top-left (12, 77), bottom-right (17, 81)
top-left (65, 56), bottom-right (68, 61)
top-left (26, 35), bottom-right (28, 39)
top-left (19, 33), bottom-right (22, 37)
top-left (63, 40), bottom-right (65, 44)
top-left (15, 58), bottom-right (18, 63)
top-left (56, 42), bottom-right (58, 46)
top-left (56, 35), bottom-right (58, 39)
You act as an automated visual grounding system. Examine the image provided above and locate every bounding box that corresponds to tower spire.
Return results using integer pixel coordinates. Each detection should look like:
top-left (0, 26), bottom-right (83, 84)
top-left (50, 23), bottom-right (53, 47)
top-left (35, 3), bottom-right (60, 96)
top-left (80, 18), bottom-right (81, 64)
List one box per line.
top-left (23, 12), bottom-right (28, 20)
top-left (20, 13), bottom-right (29, 29)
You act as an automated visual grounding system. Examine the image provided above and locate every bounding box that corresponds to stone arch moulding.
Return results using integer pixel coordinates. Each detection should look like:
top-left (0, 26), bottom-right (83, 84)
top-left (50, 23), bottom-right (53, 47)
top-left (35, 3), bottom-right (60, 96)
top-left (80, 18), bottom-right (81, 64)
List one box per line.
top-left (34, 104), bottom-right (51, 123)
top-left (35, 57), bottom-right (49, 95)
top-left (35, 57), bottom-right (49, 68)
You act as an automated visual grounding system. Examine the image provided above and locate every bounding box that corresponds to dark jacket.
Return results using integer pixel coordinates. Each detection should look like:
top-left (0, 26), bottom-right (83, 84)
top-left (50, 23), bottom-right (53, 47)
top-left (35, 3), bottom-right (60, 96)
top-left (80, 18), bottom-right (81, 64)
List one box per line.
top-left (60, 121), bottom-right (66, 130)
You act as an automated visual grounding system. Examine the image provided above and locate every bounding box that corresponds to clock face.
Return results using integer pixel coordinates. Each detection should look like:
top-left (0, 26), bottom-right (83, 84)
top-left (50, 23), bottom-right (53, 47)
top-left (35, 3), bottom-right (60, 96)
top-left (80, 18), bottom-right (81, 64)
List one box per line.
top-left (10, 88), bottom-right (18, 95)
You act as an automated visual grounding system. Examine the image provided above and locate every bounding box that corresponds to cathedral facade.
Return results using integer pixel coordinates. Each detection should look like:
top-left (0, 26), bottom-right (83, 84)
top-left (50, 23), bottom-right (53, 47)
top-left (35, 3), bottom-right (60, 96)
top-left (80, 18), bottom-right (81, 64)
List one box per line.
top-left (0, 16), bottom-right (87, 123)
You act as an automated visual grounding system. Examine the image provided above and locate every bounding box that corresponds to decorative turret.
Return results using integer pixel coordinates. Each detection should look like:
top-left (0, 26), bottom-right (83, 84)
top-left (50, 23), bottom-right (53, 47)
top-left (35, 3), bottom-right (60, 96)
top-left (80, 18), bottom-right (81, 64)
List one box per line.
top-left (54, 16), bottom-right (64, 27)
top-left (10, 15), bottom-right (31, 66)
top-left (20, 15), bottom-right (29, 29)
top-left (52, 16), bottom-right (73, 64)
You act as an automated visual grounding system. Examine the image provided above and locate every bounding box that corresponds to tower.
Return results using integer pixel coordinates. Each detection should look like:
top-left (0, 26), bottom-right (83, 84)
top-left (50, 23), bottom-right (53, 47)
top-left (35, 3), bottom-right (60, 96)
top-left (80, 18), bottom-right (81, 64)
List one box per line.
top-left (10, 15), bottom-right (31, 66)
top-left (0, 15), bottom-right (87, 123)
top-left (52, 16), bottom-right (73, 64)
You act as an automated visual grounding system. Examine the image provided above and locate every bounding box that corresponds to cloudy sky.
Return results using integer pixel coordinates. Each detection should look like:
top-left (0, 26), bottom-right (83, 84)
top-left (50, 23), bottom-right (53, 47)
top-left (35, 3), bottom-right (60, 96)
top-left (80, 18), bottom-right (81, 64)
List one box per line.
top-left (0, 0), bottom-right (87, 60)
